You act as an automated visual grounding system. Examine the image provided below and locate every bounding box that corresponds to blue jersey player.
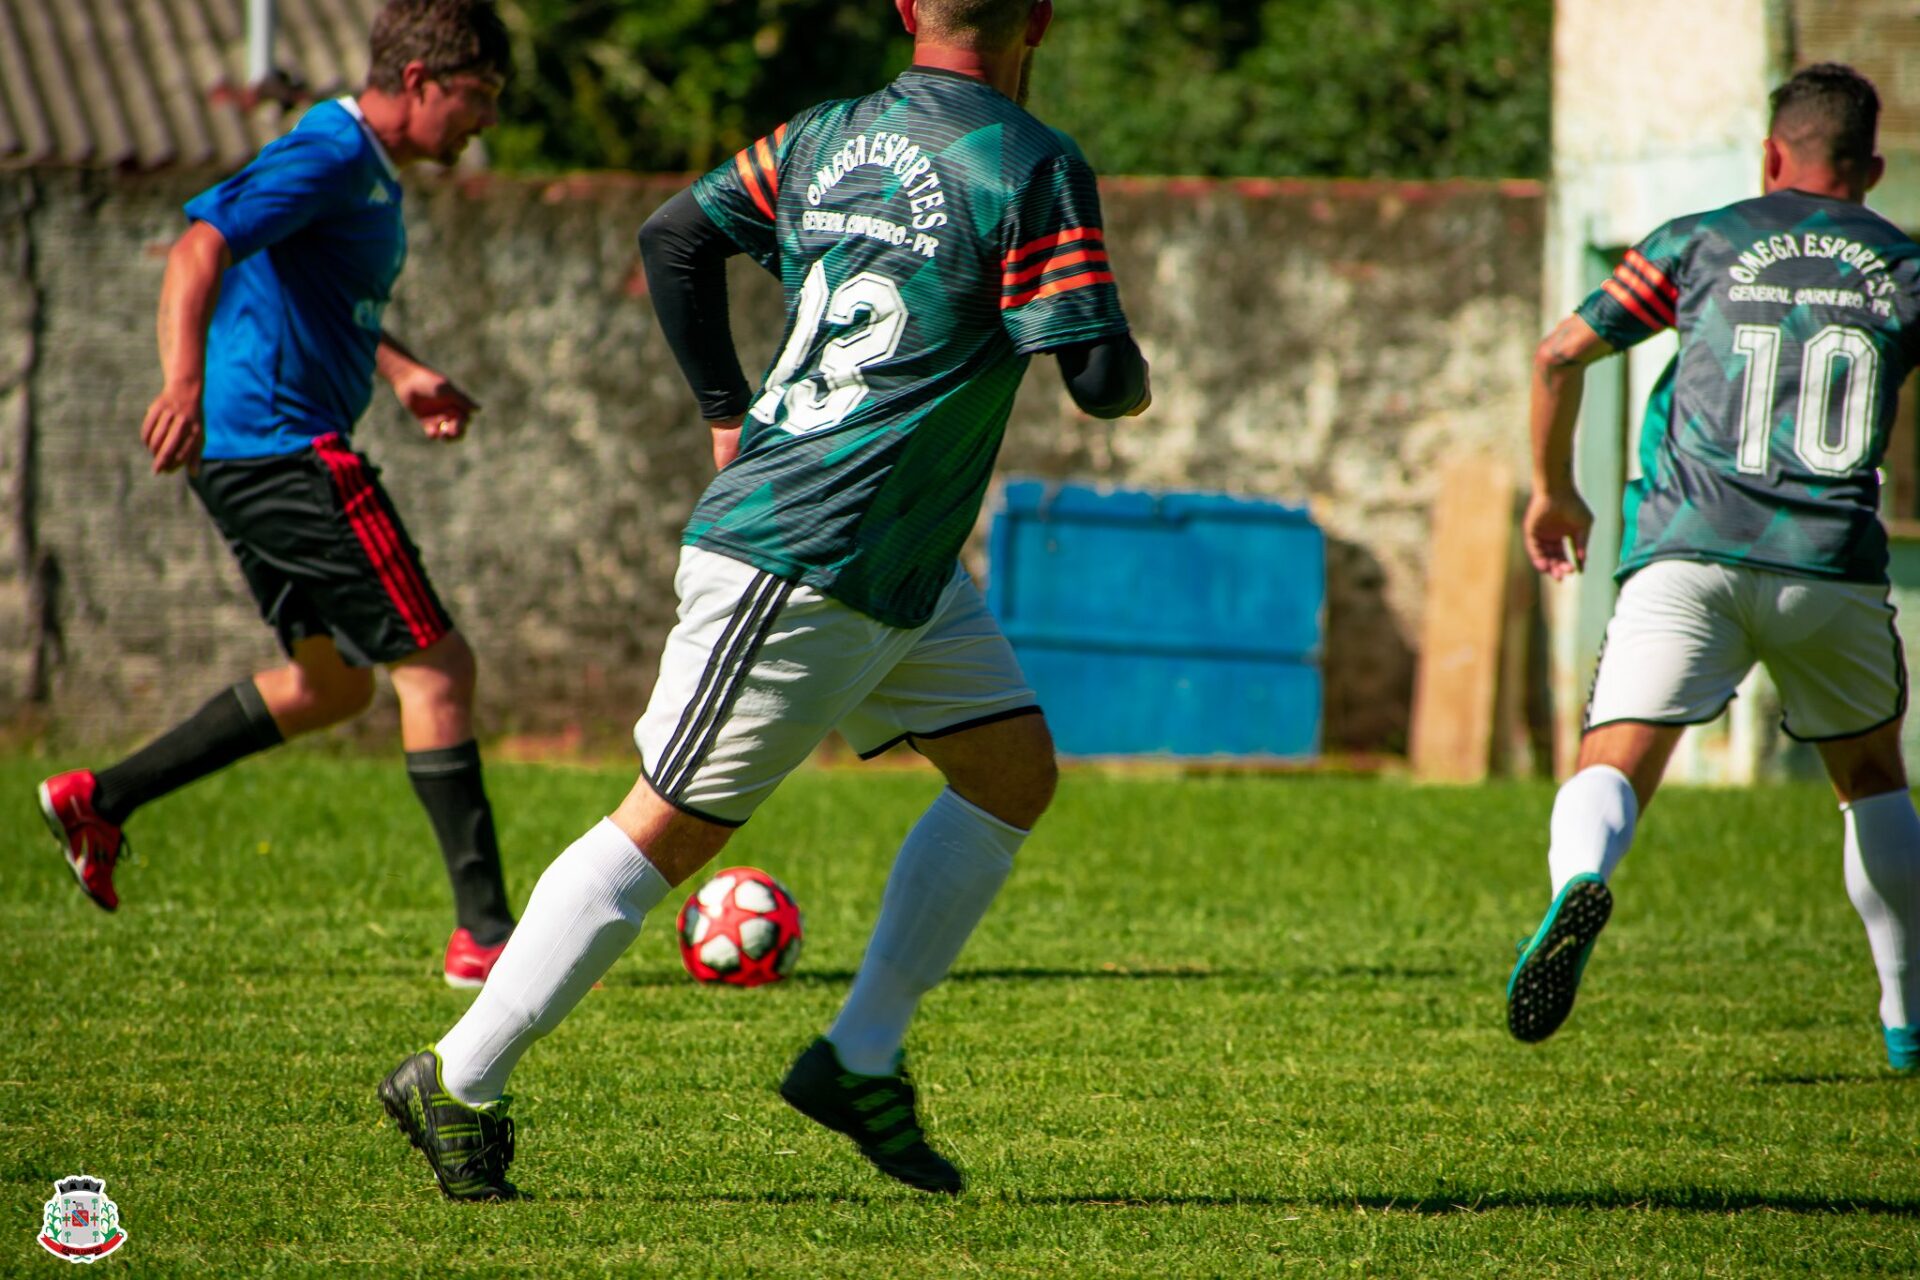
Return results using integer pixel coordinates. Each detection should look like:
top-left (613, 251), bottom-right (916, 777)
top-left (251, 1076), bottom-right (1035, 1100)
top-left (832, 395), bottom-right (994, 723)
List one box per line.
top-left (36, 0), bottom-right (520, 989)
top-left (1508, 65), bottom-right (1920, 1072)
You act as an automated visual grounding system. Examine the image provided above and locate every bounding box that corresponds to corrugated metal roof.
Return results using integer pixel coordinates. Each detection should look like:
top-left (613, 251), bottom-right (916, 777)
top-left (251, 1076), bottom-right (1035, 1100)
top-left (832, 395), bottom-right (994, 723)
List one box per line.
top-left (0, 0), bottom-right (379, 172)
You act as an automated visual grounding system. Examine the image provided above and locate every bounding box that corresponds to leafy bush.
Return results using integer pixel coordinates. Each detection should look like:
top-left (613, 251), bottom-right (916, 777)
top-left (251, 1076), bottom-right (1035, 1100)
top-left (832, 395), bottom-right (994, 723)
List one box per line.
top-left (489, 0), bottom-right (1550, 179)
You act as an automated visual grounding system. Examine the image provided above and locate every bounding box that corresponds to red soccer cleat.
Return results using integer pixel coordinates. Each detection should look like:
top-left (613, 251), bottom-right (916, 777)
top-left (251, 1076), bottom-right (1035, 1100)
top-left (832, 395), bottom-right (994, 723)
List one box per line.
top-left (37, 770), bottom-right (126, 912)
top-left (443, 927), bottom-right (511, 989)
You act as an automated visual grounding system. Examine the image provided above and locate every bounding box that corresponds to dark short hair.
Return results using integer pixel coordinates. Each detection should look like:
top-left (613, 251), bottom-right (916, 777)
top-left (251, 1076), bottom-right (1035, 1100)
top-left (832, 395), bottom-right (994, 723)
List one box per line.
top-left (1769, 63), bottom-right (1880, 172)
top-left (915, 0), bottom-right (1035, 45)
top-left (366, 0), bottom-right (511, 93)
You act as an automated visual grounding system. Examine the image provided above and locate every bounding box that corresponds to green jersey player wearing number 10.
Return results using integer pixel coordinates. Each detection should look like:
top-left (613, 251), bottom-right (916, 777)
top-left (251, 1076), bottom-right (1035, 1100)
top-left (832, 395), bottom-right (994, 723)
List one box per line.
top-left (1507, 64), bottom-right (1920, 1070)
top-left (380, 0), bottom-right (1150, 1201)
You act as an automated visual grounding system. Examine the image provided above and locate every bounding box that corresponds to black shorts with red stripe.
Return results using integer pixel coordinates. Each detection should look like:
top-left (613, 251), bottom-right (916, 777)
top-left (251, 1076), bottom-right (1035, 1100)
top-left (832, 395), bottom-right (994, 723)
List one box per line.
top-left (190, 432), bottom-right (453, 667)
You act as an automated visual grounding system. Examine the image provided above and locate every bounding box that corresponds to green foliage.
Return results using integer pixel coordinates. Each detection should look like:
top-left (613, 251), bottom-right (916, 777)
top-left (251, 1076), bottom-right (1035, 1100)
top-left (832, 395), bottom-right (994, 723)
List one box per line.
top-left (486, 0), bottom-right (1550, 179)
top-left (1034, 0), bottom-right (1555, 178)
top-left (488, 0), bottom-right (909, 174)
top-left (5, 753), bottom-right (1920, 1275)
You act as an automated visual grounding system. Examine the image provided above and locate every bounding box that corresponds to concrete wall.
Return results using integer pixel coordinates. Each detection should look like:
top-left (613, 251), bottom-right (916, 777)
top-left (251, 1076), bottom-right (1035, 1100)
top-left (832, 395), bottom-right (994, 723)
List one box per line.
top-left (0, 168), bottom-right (1543, 755)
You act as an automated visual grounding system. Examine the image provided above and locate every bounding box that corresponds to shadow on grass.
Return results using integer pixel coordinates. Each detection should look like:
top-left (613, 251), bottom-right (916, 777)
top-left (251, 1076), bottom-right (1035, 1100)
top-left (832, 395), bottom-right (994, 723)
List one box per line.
top-left (605, 962), bottom-right (1458, 989)
top-left (1012, 1188), bottom-right (1920, 1216)
top-left (540, 1186), bottom-right (1920, 1217)
top-left (1751, 1072), bottom-right (1891, 1087)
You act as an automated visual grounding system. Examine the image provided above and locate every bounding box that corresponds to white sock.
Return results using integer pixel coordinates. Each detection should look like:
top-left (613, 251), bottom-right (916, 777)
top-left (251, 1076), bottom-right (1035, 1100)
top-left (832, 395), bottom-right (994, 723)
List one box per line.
top-left (436, 818), bottom-right (669, 1105)
top-left (827, 788), bottom-right (1024, 1075)
top-left (1548, 765), bottom-right (1639, 895)
top-left (1843, 789), bottom-right (1920, 1029)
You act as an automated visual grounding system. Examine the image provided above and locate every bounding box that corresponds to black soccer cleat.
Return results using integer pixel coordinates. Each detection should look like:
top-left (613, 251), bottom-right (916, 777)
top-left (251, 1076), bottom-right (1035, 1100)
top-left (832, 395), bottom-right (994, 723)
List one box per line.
top-left (779, 1037), bottom-right (964, 1195)
top-left (379, 1050), bottom-right (521, 1201)
top-left (1506, 873), bottom-right (1614, 1043)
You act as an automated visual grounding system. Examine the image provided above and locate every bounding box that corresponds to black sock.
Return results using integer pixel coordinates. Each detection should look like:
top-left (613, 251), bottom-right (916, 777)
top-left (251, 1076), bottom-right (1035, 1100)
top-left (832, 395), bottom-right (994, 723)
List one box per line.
top-left (407, 740), bottom-right (515, 945)
top-left (93, 682), bottom-right (284, 825)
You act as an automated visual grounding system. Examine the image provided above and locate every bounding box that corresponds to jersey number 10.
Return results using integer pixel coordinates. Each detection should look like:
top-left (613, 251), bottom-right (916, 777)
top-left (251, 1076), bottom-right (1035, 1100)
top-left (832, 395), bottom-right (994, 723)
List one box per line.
top-left (1732, 323), bottom-right (1880, 478)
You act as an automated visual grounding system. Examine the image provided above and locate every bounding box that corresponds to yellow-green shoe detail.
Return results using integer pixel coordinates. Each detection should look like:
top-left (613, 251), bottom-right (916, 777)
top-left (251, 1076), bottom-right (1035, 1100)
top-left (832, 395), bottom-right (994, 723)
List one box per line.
top-left (779, 1037), bottom-right (963, 1195)
top-left (378, 1049), bottom-right (520, 1202)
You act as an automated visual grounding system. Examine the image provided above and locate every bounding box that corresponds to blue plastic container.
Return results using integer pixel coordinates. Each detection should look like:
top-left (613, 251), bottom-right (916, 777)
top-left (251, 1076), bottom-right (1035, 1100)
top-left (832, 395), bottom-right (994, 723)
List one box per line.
top-left (986, 481), bottom-right (1324, 759)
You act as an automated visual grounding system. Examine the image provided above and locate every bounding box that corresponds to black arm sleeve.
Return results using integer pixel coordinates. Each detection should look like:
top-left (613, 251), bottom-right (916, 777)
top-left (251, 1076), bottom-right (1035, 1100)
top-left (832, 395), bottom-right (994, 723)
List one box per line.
top-left (1053, 332), bottom-right (1148, 419)
top-left (638, 187), bottom-right (754, 421)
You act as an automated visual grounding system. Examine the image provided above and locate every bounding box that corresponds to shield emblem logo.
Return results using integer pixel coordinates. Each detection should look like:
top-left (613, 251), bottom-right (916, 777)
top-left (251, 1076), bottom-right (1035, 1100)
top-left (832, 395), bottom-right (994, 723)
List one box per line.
top-left (38, 1176), bottom-right (126, 1264)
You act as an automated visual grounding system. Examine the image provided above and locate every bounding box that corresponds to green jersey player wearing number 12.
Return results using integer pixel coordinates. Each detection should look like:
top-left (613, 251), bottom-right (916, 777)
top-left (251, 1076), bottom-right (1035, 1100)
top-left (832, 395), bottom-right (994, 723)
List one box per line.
top-left (379, 0), bottom-right (1150, 1200)
top-left (1507, 64), bottom-right (1920, 1070)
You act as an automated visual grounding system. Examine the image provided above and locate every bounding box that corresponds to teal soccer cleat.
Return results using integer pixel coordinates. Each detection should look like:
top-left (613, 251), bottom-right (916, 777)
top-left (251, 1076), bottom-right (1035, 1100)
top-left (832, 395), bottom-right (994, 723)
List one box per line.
top-left (1885, 1025), bottom-right (1920, 1073)
top-left (1506, 873), bottom-right (1613, 1043)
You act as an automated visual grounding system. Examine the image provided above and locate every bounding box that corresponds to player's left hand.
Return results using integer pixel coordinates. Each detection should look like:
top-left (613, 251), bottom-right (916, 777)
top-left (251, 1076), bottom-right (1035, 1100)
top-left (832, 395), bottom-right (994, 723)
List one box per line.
top-left (392, 366), bottom-right (479, 441)
top-left (1524, 489), bottom-right (1593, 580)
top-left (141, 382), bottom-right (205, 476)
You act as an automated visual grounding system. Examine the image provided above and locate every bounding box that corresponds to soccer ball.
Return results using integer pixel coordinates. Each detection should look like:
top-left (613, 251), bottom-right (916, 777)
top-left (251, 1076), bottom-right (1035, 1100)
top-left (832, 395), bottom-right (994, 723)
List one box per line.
top-left (676, 867), bottom-right (804, 986)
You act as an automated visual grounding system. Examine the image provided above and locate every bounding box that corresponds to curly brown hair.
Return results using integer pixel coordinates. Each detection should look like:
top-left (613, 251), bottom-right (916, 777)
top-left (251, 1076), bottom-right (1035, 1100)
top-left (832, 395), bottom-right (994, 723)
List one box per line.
top-left (366, 0), bottom-right (511, 93)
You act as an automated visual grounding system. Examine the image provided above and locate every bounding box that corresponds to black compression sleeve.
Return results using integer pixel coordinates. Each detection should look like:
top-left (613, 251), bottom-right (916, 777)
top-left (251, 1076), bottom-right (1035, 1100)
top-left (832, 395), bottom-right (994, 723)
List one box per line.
top-left (638, 187), bottom-right (754, 421)
top-left (1053, 332), bottom-right (1148, 419)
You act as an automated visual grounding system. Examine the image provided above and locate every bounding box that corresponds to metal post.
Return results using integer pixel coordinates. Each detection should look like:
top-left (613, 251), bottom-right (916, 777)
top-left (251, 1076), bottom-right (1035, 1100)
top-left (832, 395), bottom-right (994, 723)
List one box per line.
top-left (246, 0), bottom-right (276, 88)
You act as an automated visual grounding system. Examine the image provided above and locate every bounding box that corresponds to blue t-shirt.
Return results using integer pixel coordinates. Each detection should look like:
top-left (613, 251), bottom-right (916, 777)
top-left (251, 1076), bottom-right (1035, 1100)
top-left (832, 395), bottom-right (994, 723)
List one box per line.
top-left (184, 99), bottom-right (407, 460)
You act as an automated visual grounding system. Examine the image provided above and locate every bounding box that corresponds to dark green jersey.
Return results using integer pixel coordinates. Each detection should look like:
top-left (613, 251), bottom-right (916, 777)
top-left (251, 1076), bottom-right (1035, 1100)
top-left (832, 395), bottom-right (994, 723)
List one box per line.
top-left (686, 67), bottom-right (1131, 627)
top-left (1578, 190), bottom-right (1920, 585)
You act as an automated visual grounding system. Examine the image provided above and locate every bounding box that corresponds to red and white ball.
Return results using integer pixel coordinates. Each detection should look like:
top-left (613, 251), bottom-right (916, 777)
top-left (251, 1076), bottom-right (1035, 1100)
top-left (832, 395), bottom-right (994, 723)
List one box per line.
top-left (676, 867), bottom-right (804, 986)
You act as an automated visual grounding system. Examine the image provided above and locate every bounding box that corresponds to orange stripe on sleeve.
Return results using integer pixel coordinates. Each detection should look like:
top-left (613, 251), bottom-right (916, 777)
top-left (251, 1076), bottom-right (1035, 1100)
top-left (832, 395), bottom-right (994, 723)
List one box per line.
top-left (1004, 226), bottom-right (1104, 266)
top-left (1625, 249), bottom-right (1679, 301)
top-left (1002, 247), bottom-right (1110, 287)
top-left (734, 148), bottom-right (774, 220)
top-left (1612, 264), bottom-right (1675, 326)
top-left (754, 136), bottom-right (780, 199)
top-left (1602, 278), bottom-right (1665, 331)
top-left (1001, 270), bottom-right (1117, 311)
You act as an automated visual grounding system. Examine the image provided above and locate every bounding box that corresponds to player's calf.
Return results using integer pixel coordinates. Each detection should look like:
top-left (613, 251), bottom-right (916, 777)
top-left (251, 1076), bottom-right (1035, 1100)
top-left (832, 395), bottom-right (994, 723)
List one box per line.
top-left (1839, 786), bottom-right (1920, 1072)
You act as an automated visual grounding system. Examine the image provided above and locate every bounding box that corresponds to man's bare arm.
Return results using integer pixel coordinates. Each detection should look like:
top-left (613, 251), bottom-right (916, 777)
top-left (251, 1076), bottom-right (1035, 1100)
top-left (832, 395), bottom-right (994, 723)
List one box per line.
top-left (1531, 314), bottom-right (1614, 496)
top-left (1525, 314), bottom-right (1616, 580)
top-left (141, 221), bottom-right (231, 475)
top-left (377, 330), bottom-right (480, 441)
top-left (376, 330), bottom-right (427, 381)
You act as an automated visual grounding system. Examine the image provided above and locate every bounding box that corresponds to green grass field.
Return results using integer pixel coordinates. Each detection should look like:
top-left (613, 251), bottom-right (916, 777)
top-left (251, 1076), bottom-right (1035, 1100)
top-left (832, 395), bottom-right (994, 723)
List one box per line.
top-left (3, 751), bottom-right (1917, 1276)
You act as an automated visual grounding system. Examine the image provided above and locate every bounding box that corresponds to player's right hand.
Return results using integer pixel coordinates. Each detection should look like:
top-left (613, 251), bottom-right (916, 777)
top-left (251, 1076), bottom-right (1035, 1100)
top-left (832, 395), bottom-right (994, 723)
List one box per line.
top-left (141, 383), bottom-right (204, 476)
top-left (1524, 489), bottom-right (1592, 580)
top-left (709, 417), bottom-right (744, 471)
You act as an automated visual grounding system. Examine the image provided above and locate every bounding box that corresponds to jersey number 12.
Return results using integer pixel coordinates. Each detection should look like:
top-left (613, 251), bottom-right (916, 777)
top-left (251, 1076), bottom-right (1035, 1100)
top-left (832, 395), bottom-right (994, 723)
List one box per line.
top-left (1732, 323), bottom-right (1880, 477)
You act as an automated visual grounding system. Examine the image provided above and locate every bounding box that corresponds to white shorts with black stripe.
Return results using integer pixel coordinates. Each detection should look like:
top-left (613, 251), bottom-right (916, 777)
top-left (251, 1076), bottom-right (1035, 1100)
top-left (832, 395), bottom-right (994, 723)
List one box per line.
top-left (635, 545), bottom-right (1041, 826)
top-left (1586, 559), bottom-right (1907, 742)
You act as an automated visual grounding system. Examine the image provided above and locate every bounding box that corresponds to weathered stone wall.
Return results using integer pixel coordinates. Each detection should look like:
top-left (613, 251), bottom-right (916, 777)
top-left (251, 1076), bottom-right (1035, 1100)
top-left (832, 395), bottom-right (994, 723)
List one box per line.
top-left (0, 180), bottom-right (35, 723)
top-left (0, 169), bottom-right (1542, 754)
